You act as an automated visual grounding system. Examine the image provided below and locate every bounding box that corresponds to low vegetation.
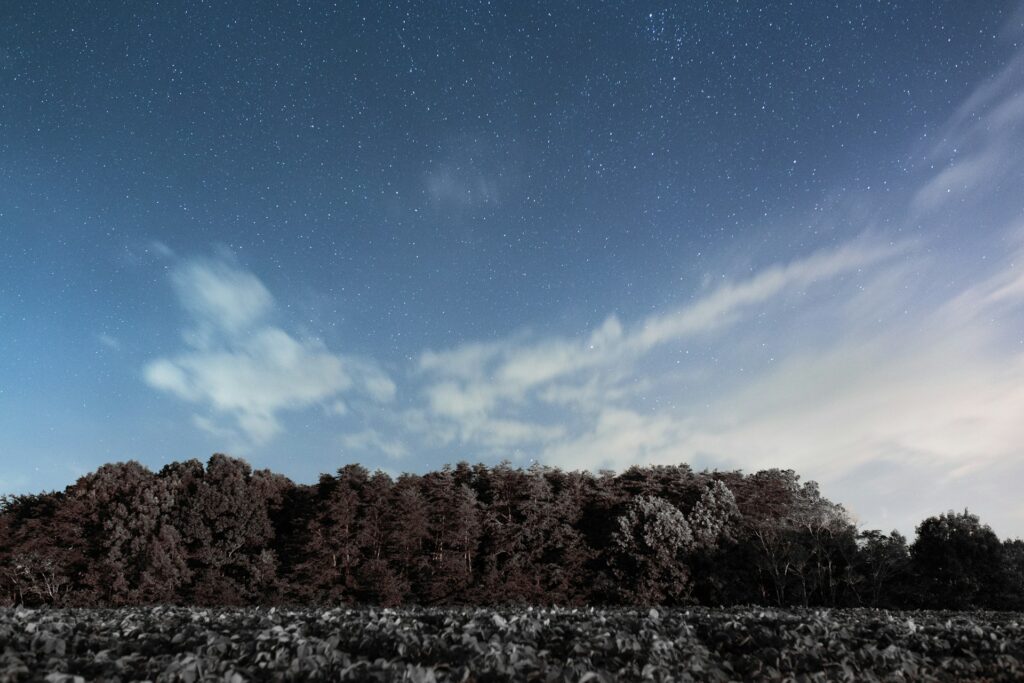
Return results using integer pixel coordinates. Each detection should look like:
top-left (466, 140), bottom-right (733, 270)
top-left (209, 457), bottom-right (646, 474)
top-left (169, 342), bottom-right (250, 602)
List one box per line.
top-left (2, 605), bottom-right (1022, 682)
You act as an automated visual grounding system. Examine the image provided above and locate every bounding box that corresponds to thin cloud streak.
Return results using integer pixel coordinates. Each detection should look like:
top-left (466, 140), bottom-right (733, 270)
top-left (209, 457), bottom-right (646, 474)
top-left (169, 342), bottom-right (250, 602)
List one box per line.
top-left (421, 238), bottom-right (902, 398)
top-left (413, 237), bottom-right (906, 454)
top-left (912, 48), bottom-right (1024, 214)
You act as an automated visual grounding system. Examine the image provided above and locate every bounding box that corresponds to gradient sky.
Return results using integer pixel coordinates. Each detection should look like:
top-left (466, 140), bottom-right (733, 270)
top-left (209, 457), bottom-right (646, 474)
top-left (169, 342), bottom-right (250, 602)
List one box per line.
top-left (3, 2), bottom-right (1024, 539)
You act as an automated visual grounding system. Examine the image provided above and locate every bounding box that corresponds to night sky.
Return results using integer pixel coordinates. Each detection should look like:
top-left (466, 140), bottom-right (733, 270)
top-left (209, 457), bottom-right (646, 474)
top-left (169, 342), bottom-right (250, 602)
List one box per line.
top-left (3, 2), bottom-right (1024, 538)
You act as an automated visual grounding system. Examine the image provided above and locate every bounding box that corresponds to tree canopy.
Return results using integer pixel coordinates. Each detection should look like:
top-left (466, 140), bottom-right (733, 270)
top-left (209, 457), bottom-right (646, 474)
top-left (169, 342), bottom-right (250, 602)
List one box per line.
top-left (1, 456), bottom-right (1020, 610)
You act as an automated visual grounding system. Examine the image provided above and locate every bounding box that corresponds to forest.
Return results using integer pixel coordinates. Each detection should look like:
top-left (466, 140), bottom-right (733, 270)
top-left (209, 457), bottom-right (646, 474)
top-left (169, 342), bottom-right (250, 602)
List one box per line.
top-left (2, 455), bottom-right (1021, 610)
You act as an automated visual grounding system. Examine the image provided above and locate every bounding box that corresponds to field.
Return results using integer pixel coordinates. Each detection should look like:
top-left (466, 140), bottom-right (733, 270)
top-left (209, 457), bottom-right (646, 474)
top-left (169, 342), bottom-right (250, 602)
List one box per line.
top-left (1, 606), bottom-right (1022, 682)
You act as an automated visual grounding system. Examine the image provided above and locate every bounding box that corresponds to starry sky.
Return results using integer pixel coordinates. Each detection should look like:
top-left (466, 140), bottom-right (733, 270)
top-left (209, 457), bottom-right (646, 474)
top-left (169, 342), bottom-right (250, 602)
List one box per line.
top-left (3, 1), bottom-right (1024, 538)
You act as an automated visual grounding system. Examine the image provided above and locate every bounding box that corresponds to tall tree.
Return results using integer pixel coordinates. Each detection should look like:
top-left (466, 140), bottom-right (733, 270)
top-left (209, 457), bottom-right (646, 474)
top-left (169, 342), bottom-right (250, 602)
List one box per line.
top-left (385, 474), bottom-right (431, 602)
top-left (0, 492), bottom-right (79, 606)
top-left (610, 495), bottom-right (695, 604)
top-left (726, 469), bottom-right (855, 606)
top-left (475, 463), bottom-right (590, 604)
top-left (169, 455), bottom-right (280, 604)
top-left (535, 466), bottom-right (593, 605)
top-left (997, 539), bottom-right (1024, 610)
top-left (71, 461), bottom-right (189, 605)
top-left (354, 471), bottom-right (402, 605)
top-left (293, 467), bottom-right (363, 603)
top-left (421, 467), bottom-right (481, 604)
top-left (269, 481), bottom-right (317, 604)
top-left (910, 510), bottom-right (1003, 609)
top-left (855, 530), bottom-right (910, 607)
top-left (688, 480), bottom-right (740, 550)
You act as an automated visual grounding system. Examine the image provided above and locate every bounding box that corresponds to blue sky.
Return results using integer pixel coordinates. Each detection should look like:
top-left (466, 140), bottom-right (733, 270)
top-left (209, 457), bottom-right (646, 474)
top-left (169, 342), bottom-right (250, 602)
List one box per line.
top-left (2, 1), bottom-right (1024, 538)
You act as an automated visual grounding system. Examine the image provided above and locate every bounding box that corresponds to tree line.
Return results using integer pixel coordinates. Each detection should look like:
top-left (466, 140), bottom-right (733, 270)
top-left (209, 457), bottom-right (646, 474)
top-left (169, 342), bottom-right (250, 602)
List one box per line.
top-left (1, 454), bottom-right (1021, 609)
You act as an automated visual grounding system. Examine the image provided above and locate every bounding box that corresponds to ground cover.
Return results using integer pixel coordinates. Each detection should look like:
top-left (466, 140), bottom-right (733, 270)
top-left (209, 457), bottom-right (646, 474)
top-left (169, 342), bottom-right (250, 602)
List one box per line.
top-left (1, 606), bottom-right (1021, 681)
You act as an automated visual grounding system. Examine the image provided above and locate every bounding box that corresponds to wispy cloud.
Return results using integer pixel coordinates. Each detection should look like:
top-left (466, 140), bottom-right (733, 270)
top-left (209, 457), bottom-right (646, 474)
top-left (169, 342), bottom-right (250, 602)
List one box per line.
top-left (149, 240), bottom-right (176, 259)
top-left (170, 258), bottom-right (274, 336)
top-left (144, 254), bottom-right (394, 447)
top-left (426, 164), bottom-right (500, 208)
top-left (423, 135), bottom-right (511, 212)
top-left (912, 49), bottom-right (1024, 214)
top-left (97, 333), bottom-right (121, 350)
top-left (913, 150), bottom-right (1001, 215)
top-left (413, 236), bottom-right (904, 456)
top-left (340, 428), bottom-right (409, 460)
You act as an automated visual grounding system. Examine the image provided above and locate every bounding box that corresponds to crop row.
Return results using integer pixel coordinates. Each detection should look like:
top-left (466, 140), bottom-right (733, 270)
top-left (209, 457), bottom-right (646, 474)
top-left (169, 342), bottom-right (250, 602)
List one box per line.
top-left (1, 606), bottom-right (1022, 682)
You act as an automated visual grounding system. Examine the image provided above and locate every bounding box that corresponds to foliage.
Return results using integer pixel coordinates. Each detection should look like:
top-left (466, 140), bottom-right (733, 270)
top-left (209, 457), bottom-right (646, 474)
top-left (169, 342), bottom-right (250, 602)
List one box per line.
top-left (1, 606), bottom-right (1023, 682)
top-left (1, 456), bottom-right (1020, 610)
top-left (910, 510), bottom-right (1004, 610)
top-left (856, 530), bottom-right (910, 608)
top-left (998, 539), bottom-right (1024, 610)
top-left (611, 495), bottom-right (695, 603)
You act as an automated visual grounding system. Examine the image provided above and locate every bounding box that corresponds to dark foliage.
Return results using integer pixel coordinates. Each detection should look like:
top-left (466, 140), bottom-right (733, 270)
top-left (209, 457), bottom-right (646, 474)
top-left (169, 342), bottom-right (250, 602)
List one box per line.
top-left (2, 606), bottom-right (1023, 681)
top-left (909, 510), bottom-right (1006, 610)
top-left (0, 455), bottom-right (1020, 610)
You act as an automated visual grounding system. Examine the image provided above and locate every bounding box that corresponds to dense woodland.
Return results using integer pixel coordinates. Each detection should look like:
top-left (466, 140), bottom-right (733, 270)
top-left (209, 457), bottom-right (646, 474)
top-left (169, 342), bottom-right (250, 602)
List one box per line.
top-left (1, 455), bottom-right (1021, 610)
